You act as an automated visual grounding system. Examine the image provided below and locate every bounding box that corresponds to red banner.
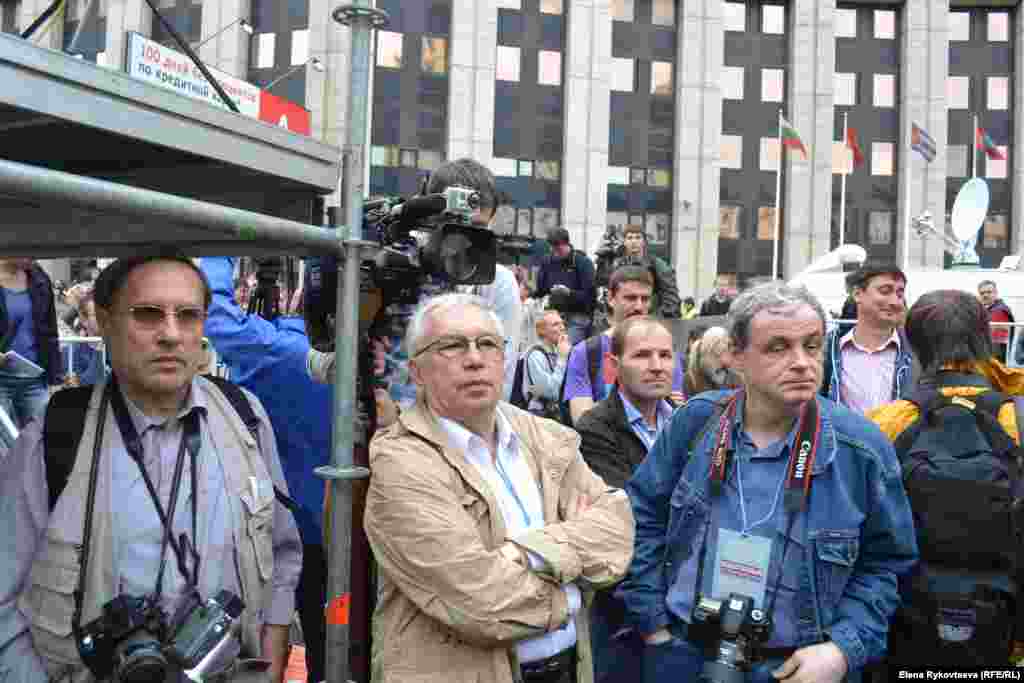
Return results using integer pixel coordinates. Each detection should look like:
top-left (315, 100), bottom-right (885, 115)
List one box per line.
top-left (258, 90), bottom-right (311, 137)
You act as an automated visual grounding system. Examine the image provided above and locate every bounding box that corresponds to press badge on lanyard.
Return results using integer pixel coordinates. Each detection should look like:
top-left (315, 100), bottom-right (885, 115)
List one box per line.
top-left (704, 393), bottom-right (822, 610)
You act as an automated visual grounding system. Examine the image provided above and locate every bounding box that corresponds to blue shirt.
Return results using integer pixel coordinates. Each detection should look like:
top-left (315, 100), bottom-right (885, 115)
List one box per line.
top-left (672, 395), bottom-right (802, 648)
top-left (619, 390), bottom-right (672, 452)
top-left (1, 288), bottom-right (38, 364)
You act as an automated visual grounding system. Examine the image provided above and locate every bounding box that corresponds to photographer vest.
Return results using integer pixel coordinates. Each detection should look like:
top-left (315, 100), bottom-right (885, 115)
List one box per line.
top-left (19, 377), bottom-right (275, 682)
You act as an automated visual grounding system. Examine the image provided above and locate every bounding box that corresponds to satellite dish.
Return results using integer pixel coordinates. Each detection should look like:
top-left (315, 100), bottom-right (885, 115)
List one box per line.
top-left (950, 178), bottom-right (990, 243)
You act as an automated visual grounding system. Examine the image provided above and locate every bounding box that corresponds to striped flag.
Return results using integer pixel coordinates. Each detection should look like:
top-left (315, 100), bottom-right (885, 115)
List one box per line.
top-left (976, 126), bottom-right (1006, 160)
top-left (780, 116), bottom-right (807, 159)
top-left (911, 122), bottom-right (936, 162)
top-left (847, 127), bottom-right (865, 167)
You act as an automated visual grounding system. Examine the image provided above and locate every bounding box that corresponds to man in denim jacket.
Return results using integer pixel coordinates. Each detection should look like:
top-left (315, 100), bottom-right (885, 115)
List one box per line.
top-left (618, 282), bottom-right (918, 683)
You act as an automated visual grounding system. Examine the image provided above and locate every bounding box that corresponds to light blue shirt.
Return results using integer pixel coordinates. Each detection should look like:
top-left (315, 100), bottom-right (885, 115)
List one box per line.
top-left (619, 391), bottom-right (673, 452)
top-left (438, 408), bottom-right (580, 663)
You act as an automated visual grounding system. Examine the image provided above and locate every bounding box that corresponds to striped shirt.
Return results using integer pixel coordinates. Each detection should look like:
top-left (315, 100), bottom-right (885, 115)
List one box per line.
top-left (838, 327), bottom-right (900, 415)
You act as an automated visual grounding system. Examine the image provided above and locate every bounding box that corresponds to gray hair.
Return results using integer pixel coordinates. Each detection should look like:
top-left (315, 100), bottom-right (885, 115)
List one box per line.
top-left (405, 292), bottom-right (505, 357)
top-left (727, 281), bottom-right (826, 351)
top-left (425, 158), bottom-right (499, 211)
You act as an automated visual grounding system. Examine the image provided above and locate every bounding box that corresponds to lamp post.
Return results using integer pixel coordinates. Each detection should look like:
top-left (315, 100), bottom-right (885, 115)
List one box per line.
top-left (262, 57), bottom-right (325, 91)
top-left (195, 17), bottom-right (253, 50)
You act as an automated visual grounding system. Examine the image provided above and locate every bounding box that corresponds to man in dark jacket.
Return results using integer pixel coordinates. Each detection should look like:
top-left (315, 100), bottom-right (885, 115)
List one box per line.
top-left (978, 280), bottom-right (1014, 363)
top-left (536, 227), bottom-right (597, 346)
top-left (699, 275), bottom-right (735, 316)
top-left (577, 315), bottom-right (678, 683)
top-left (0, 258), bottom-right (61, 428)
top-left (595, 224), bottom-right (681, 320)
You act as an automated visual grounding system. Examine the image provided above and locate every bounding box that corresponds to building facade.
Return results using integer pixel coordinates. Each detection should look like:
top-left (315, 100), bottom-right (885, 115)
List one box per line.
top-left (6, 0), bottom-right (1023, 299)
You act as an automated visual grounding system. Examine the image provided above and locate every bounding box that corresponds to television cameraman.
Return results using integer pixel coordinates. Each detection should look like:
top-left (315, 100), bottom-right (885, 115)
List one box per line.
top-left (309, 158), bottom-right (523, 424)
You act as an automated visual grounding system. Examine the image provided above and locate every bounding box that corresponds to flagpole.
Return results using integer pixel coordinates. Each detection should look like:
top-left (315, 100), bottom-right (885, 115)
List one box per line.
top-left (902, 121), bottom-right (912, 272)
top-left (772, 108), bottom-right (782, 281)
top-left (972, 112), bottom-right (978, 179)
top-left (839, 111), bottom-right (848, 247)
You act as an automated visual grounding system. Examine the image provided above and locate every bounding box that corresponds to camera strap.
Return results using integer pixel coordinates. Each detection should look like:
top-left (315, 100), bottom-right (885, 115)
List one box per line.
top-left (108, 377), bottom-right (201, 598)
top-left (693, 394), bottom-right (822, 634)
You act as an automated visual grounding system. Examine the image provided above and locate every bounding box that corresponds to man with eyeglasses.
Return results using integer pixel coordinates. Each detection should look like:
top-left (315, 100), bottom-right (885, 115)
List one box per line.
top-left (0, 249), bottom-right (302, 682)
top-left (364, 292), bottom-right (634, 683)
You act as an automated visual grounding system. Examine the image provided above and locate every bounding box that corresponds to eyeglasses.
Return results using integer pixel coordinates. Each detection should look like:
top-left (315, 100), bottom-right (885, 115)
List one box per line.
top-left (125, 304), bottom-right (206, 329)
top-left (413, 334), bottom-right (506, 360)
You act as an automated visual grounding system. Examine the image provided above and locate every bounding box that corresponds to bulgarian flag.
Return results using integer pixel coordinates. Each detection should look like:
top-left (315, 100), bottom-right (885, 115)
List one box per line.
top-left (780, 116), bottom-right (807, 159)
top-left (847, 127), bottom-right (865, 167)
top-left (977, 127), bottom-right (1006, 161)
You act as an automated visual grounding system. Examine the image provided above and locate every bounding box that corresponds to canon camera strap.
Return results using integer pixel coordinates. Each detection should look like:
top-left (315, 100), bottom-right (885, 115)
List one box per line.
top-left (708, 392), bottom-right (822, 512)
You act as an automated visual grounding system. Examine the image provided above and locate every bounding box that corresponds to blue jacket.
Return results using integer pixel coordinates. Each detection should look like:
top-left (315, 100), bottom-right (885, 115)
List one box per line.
top-left (821, 327), bottom-right (916, 406)
top-left (618, 391), bottom-right (918, 674)
top-left (201, 257), bottom-right (333, 546)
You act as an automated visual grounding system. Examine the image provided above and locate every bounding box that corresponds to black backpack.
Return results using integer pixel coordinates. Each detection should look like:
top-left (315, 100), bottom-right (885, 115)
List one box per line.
top-left (42, 376), bottom-right (298, 513)
top-left (888, 375), bottom-right (1024, 667)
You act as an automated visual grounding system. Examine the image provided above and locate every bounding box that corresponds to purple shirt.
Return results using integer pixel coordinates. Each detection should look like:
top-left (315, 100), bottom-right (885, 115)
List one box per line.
top-left (838, 327), bottom-right (900, 415)
top-left (563, 333), bottom-right (685, 403)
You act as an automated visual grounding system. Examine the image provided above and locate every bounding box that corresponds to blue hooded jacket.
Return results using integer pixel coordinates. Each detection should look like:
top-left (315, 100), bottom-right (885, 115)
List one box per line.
top-left (201, 257), bottom-right (332, 546)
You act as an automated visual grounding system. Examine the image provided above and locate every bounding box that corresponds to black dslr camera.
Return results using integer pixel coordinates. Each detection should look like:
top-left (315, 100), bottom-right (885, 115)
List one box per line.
top-left (77, 590), bottom-right (245, 682)
top-left (689, 593), bottom-right (773, 683)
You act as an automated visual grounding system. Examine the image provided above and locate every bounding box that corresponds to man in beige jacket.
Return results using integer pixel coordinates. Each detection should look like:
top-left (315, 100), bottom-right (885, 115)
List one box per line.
top-left (364, 293), bottom-right (635, 683)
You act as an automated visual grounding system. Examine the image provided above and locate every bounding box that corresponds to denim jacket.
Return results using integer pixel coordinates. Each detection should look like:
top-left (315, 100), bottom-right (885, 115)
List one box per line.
top-left (822, 327), bottom-right (916, 406)
top-left (618, 391), bottom-right (918, 674)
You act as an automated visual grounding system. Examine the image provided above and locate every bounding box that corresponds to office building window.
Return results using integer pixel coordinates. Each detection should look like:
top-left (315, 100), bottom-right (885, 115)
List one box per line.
top-left (290, 29), bottom-right (309, 65)
top-left (721, 135), bottom-right (743, 169)
top-left (950, 12), bottom-right (970, 42)
top-left (874, 10), bottom-right (895, 40)
top-left (873, 73), bottom-right (895, 107)
top-left (539, 50), bottom-right (561, 85)
top-left (422, 37), bottom-right (448, 74)
top-left (757, 207), bottom-right (777, 240)
top-left (492, 157), bottom-right (518, 176)
top-left (988, 147), bottom-right (1009, 179)
top-left (989, 12), bottom-right (1009, 42)
top-left (723, 66), bottom-right (744, 99)
top-left (377, 31), bottom-right (402, 68)
top-left (724, 1), bottom-right (745, 32)
top-left (653, 0), bottom-right (675, 26)
top-left (871, 142), bottom-right (893, 176)
top-left (760, 137), bottom-right (780, 171)
top-left (988, 76), bottom-right (1009, 111)
top-left (868, 212), bottom-right (893, 245)
top-left (647, 168), bottom-right (671, 187)
top-left (835, 8), bottom-right (856, 38)
top-left (372, 145), bottom-right (401, 167)
top-left (832, 141), bottom-right (852, 175)
top-left (762, 68), bottom-right (784, 102)
top-left (948, 145), bottom-right (967, 178)
top-left (652, 61), bottom-right (673, 95)
top-left (611, 57), bottom-right (635, 91)
top-left (611, 0), bottom-right (634, 22)
top-left (497, 45), bottom-right (520, 81)
top-left (762, 4), bottom-right (784, 35)
top-left (540, 0), bottom-right (562, 15)
top-left (720, 206), bottom-right (741, 239)
top-left (948, 76), bottom-right (970, 109)
top-left (255, 33), bottom-right (276, 69)
top-left (835, 72), bottom-right (856, 106)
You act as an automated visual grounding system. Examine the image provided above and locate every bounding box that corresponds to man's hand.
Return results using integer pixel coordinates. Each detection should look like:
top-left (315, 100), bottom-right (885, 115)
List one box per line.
top-left (568, 494), bottom-right (591, 520)
top-left (772, 642), bottom-right (848, 683)
top-left (375, 388), bottom-right (399, 428)
top-left (669, 391), bottom-right (686, 406)
top-left (371, 337), bottom-right (391, 377)
top-left (642, 628), bottom-right (673, 645)
top-left (260, 623), bottom-right (291, 683)
top-left (557, 333), bottom-right (571, 357)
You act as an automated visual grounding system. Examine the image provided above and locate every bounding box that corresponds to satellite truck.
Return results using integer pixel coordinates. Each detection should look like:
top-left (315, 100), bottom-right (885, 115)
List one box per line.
top-left (789, 179), bottom-right (1024, 353)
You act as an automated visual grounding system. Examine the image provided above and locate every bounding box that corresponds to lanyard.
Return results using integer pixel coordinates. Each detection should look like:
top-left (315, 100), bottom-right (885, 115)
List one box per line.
top-left (708, 391), bottom-right (821, 514)
top-left (492, 443), bottom-right (534, 529)
top-left (108, 378), bottom-right (202, 596)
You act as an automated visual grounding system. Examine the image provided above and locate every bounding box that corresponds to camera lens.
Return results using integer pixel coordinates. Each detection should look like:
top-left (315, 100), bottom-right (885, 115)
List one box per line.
top-left (700, 660), bottom-right (747, 683)
top-left (439, 232), bottom-right (479, 282)
top-left (116, 633), bottom-right (168, 683)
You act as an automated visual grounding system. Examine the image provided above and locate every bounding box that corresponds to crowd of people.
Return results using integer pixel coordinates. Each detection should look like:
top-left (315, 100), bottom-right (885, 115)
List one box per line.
top-left (0, 156), bottom-right (1023, 683)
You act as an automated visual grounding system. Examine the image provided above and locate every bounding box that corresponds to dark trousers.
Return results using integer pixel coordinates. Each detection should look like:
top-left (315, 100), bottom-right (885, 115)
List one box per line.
top-left (296, 543), bottom-right (327, 683)
top-left (590, 590), bottom-right (645, 683)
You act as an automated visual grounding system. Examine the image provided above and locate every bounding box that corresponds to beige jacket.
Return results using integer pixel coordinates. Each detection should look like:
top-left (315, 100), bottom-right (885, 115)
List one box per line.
top-left (364, 399), bottom-right (635, 683)
top-left (16, 377), bottom-right (291, 682)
